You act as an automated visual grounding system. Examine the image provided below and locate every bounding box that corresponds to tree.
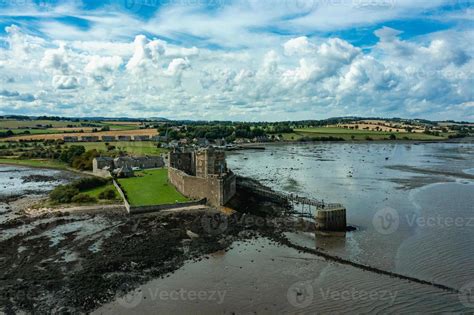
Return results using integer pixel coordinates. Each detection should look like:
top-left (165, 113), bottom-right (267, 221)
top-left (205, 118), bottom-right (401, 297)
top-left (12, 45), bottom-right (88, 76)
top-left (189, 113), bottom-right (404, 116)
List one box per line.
top-left (71, 149), bottom-right (100, 170)
top-left (59, 145), bottom-right (85, 164)
top-left (49, 185), bottom-right (80, 203)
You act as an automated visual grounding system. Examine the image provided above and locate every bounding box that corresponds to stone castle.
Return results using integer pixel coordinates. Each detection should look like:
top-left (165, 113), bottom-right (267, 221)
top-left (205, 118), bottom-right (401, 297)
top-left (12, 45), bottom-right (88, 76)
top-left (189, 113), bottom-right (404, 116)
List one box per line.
top-left (168, 147), bottom-right (236, 207)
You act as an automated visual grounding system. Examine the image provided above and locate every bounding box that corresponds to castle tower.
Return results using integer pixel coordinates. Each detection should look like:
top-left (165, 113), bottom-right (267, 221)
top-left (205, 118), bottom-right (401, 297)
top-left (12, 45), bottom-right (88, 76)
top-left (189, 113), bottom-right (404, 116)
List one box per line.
top-left (195, 148), bottom-right (227, 178)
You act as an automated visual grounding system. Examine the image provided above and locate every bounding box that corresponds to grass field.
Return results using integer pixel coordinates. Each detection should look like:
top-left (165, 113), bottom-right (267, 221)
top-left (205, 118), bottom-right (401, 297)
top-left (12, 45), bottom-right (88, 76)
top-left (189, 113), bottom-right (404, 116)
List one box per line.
top-left (0, 119), bottom-right (75, 128)
top-left (65, 141), bottom-right (168, 155)
top-left (289, 127), bottom-right (451, 141)
top-left (0, 158), bottom-right (70, 170)
top-left (0, 129), bottom-right (65, 135)
top-left (82, 183), bottom-right (121, 201)
top-left (118, 169), bottom-right (189, 206)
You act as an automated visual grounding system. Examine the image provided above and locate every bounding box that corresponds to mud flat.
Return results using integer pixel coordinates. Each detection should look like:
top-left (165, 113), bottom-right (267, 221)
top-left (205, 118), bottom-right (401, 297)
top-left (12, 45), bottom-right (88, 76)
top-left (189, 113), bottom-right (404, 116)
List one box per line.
top-left (96, 236), bottom-right (467, 314)
top-left (0, 166), bottom-right (292, 313)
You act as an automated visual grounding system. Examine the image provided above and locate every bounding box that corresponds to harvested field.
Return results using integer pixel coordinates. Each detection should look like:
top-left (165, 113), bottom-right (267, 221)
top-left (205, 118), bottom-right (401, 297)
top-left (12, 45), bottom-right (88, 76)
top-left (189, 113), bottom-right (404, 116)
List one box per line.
top-left (52, 127), bottom-right (96, 132)
top-left (102, 121), bottom-right (142, 125)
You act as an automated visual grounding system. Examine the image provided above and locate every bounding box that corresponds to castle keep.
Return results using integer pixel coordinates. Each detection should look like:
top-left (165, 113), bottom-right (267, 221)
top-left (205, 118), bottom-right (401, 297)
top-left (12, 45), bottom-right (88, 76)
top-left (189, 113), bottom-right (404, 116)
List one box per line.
top-left (168, 148), bottom-right (236, 207)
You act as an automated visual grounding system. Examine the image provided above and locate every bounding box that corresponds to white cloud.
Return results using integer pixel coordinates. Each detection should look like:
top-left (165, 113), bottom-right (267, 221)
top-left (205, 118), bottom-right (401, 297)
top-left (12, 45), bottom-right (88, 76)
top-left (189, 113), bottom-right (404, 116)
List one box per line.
top-left (40, 45), bottom-right (71, 74)
top-left (52, 75), bottom-right (79, 90)
top-left (0, 17), bottom-right (472, 121)
top-left (283, 37), bottom-right (314, 56)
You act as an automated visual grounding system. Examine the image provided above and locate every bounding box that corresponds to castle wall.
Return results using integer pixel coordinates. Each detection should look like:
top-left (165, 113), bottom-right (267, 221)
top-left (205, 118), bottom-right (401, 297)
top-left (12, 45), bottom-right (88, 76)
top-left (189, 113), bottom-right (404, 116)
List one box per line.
top-left (169, 152), bottom-right (195, 175)
top-left (168, 167), bottom-right (235, 206)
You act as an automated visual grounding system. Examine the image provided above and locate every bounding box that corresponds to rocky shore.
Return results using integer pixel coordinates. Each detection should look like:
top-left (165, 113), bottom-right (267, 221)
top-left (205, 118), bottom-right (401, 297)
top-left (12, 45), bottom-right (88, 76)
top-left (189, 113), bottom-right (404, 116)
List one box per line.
top-left (0, 174), bottom-right (294, 314)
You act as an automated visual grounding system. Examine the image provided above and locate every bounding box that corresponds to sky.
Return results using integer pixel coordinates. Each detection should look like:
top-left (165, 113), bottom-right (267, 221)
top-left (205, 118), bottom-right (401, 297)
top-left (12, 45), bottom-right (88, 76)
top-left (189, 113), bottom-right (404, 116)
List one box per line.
top-left (0, 0), bottom-right (473, 121)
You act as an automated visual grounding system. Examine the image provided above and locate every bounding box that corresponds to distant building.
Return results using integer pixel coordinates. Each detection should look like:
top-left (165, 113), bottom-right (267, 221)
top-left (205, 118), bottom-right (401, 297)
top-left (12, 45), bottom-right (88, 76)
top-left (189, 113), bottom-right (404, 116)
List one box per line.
top-left (252, 136), bottom-right (269, 143)
top-left (133, 135), bottom-right (150, 141)
top-left (92, 157), bottom-right (114, 177)
top-left (92, 155), bottom-right (165, 177)
top-left (234, 138), bottom-right (250, 144)
top-left (193, 138), bottom-right (209, 147)
top-left (152, 135), bottom-right (168, 142)
top-left (63, 136), bottom-right (79, 142)
top-left (169, 140), bottom-right (179, 148)
top-left (118, 135), bottom-right (132, 141)
top-left (114, 165), bottom-right (134, 178)
top-left (214, 138), bottom-right (226, 147)
top-left (81, 136), bottom-right (99, 142)
top-left (101, 136), bottom-right (116, 142)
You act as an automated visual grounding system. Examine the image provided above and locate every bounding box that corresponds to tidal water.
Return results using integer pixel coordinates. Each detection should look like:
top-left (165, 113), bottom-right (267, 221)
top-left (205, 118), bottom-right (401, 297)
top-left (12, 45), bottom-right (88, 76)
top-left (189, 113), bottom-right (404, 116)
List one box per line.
top-left (0, 165), bottom-right (73, 225)
top-left (97, 141), bottom-right (474, 314)
top-left (226, 143), bottom-right (474, 288)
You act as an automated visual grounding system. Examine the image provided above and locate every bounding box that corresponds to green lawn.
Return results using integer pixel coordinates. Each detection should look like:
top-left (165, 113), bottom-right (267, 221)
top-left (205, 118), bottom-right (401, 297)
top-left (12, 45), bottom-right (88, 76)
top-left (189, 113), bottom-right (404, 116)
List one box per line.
top-left (118, 169), bottom-right (189, 206)
top-left (290, 127), bottom-right (451, 141)
top-left (0, 158), bottom-right (70, 170)
top-left (82, 183), bottom-right (121, 201)
top-left (65, 141), bottom-right (168, 155)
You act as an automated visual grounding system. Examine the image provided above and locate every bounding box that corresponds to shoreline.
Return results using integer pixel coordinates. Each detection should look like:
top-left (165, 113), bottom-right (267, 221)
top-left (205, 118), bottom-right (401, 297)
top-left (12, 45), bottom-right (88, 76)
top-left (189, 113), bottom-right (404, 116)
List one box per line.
top-left (236, 136), bottom-right (473, 148)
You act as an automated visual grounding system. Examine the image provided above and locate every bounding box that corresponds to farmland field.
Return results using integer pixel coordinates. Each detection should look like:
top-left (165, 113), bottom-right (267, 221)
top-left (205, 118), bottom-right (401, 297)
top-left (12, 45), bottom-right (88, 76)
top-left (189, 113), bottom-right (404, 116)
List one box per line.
top-left (292, 127), bottom-right (450, 140)
top-left (0, 129), bottom-right (63, 135)
top-left (0, 119), bottom-right (75, 128)
top-left (118, 169), bottom-right (189, 206)
top-left (65, 141), bottom-right (168, 155)
top-left (2, 128), bottom-right (159, 141)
